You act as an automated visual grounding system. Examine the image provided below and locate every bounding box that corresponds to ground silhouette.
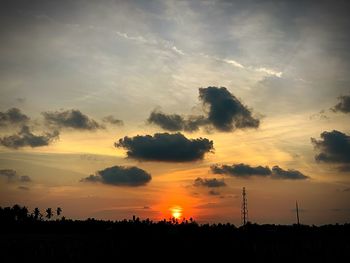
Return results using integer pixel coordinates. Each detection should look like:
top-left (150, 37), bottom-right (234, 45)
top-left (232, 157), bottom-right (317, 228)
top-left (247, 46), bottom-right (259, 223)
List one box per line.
top-left (0, 204), bottom-right (349, 262)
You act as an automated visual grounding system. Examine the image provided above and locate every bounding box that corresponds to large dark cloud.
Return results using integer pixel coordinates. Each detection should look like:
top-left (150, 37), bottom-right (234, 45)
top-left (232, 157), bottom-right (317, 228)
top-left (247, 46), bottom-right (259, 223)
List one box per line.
top-left (147, 87), bottom-right (259, 133)
top-left (271, 166), bottom-right (309, 180)
top-left (311, 130), bottom-right (350, 170)
top-left (102, 115), bottom-right (124, 126)
top-left (332, 95), bottom-right (350, 113)
top-left (199, 87), bottom-right (260, 132)
top-left (81, 165), bottom-right (151, 187)
top-left (0, 108), bottom-right (29, 127)
top-left (211, 163), bottom-right (308, 180)
top-left (42, 109), bottom-right (103, 130)
top-left (194, 177), bottom-right (226, 188)
top-left (148, 110), bottom-right (207, 132)
top-left (0, 125), bottom-right (59, 149)
top-left (211, 163), bottom-right (271, 177)
top-left (115, 132), bottom-right (213, 162)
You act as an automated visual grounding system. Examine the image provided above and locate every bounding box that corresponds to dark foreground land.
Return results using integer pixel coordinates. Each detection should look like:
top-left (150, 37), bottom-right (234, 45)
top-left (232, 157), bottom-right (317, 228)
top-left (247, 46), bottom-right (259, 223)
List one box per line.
top-left (1, 206), bottom-right (349, 262)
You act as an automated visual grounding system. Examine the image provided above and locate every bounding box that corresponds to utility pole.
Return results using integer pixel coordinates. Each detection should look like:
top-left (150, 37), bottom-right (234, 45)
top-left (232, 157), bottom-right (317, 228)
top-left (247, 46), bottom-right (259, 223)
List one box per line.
top-left (241, 187), bottom-right (248, 225)
top-left (296, 201), bottom-right (300, 225)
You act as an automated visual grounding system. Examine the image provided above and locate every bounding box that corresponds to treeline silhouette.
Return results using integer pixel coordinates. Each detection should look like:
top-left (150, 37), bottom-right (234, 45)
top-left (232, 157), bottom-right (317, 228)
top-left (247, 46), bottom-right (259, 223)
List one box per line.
top-left (0, 205), bottom-right (349, 262)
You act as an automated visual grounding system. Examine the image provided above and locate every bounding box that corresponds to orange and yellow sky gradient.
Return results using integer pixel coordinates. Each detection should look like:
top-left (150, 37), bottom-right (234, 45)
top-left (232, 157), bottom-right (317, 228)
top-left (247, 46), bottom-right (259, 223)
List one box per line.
top-left (1, 0), bottom-right (350, 225)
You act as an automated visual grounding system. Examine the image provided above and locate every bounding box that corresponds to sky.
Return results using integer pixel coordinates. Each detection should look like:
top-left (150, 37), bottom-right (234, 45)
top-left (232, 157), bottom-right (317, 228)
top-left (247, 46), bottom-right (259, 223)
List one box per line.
top-left (0, 0), bottom-right (350, 225)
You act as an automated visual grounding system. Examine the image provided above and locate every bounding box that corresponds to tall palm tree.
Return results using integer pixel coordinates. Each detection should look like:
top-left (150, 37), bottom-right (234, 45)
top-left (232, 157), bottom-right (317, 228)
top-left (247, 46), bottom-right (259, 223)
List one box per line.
top-left (45, 208), bottom-right (53, 220)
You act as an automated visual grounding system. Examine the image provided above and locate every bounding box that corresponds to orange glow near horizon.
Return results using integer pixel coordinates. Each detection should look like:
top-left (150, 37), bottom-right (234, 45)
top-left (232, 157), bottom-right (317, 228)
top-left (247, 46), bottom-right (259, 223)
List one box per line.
top-left (152, 184), bottom-right (199, 221)
top-left (171, 206), bottom-right (182, 219)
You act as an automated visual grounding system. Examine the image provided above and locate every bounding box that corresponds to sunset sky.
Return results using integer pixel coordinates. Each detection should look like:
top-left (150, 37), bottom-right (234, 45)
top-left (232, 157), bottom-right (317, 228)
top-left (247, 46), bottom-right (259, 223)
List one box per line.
top-left (1, 0), bottom-right (350, 225)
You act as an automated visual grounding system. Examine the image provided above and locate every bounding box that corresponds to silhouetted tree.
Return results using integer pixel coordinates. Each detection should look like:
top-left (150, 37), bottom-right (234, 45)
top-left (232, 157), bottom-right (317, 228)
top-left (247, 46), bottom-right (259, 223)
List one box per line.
top-left (46, 208), bottom-right (53, 220)
top-left (11, 204), bottom-right (28, 222)
top-left (56, 207), bottom-right (62, 217)
top-left (33, 207), bottom-right (42, 220)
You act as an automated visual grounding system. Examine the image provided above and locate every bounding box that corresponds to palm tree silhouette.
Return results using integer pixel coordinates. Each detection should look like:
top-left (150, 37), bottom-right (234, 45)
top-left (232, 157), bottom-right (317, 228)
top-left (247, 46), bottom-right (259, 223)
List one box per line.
top-left (56, 207), bottom-right (62, 217)
top-left (33, 207), bottom-right (41, 220)
top-left (45, 208), bottom-right (53, 220)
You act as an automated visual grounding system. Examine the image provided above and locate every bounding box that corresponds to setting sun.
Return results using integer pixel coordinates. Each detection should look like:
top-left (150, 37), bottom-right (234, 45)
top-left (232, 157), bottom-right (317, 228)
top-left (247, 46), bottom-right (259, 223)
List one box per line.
top-left (171, 206), bottom-right (182, 220)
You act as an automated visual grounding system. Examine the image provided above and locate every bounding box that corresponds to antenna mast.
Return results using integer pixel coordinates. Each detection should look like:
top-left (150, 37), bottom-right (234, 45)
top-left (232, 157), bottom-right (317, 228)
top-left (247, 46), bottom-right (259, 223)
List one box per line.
top-left (241, 187), bottom-right (248, 225)
top-left (296, 201), bottom-right (300, 225)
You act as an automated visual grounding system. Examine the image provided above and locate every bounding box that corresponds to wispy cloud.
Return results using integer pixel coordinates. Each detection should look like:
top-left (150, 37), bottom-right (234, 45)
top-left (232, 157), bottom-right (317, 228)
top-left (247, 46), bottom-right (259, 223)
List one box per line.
top-left (115, 30), bottom-right (185, 56)
top-left (222, 59), bottom-right (244, 69)
top-left (254, 67), bottom-right (283, 78)
top-left (204, 54), bottom-right (283, 78)
top-left (115, 31), bottom-right (154, 44)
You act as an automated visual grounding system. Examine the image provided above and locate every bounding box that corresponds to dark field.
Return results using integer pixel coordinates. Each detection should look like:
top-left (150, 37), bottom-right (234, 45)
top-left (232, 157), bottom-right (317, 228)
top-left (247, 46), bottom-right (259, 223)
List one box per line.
top-left (1, 206), bottom-right (349, 262)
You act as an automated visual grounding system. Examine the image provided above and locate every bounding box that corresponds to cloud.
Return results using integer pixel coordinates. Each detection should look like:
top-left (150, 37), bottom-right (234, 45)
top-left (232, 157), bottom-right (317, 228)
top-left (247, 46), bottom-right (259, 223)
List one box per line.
top-left (223, 59), bottom-right (244, 69)
top-left (148, 87), bottom-right (259, 133)
top-left (20, 175), bottom-right (32, 182)
top-left (0, 125), bottom-right (59, 149)
top-left (0, 169), bottom-right (32, 183)
top-left (208, 190), bottom-right (220, 196)
top-left (338, 165), bottom-right (350, 172)
top-left (0, 169), bottom-right (17, 181)
top-left (199, 87), bottom-right (259, 131)
top-left (211, 163), bottom-right (308, 180)
top-left (148, 111), bottom-right (184, 131)
top-left (102, 115), bottom-right (124, 126)
top-left (331, 95), bottom-right (350, 113)
top-left (0, 108), bottom-right (29, 127)
top-left (194, 177), bottom-right (226, 188)
top-left (147, 110), bottom-right (207, 132)
top-left (81, 174), bottom-right (101, 183)
top-left (215, 56), bottom-right (283, 77)
top-left (42, 109), bottom-right (103, 130)
top-left (115, 30), bottom-right (185, 56)
top-left (115, 132), bottom-right (213, 162)
top-left (271, 166), bottom-right (309, 180)
top-left (211, 163), bottom-right (271, 177)
top-left (81, 165), bottom-right (151, 187)
top-left (311, 130), bottom-right (350, 164)
top-left (254, 67), bottom-right (282, 78)
top-left (18, 186), bottom-right (30, 191)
